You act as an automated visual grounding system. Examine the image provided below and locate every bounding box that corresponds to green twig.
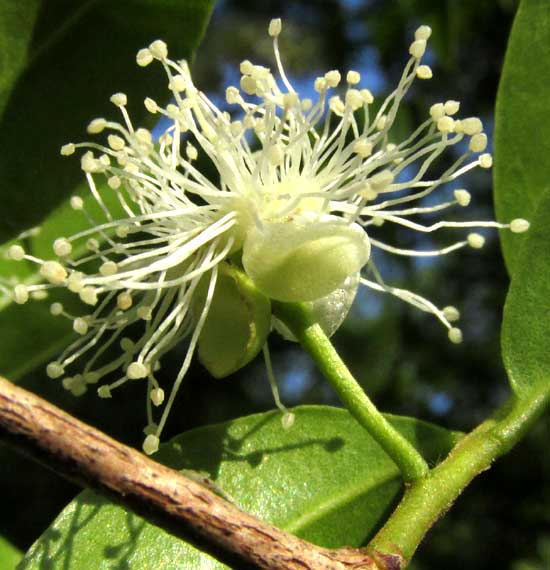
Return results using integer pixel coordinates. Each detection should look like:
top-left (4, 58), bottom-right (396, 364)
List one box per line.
top-left (274, 300), bottom-right (550, 566)
top-left (368, 387), bottom-right (550, 564)
top-left (273, 300), bottom-right (429, 483)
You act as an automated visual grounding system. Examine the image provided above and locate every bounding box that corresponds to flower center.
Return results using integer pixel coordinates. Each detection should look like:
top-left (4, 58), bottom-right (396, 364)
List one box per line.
top-left (225, 175), bottom-right (326, 253)
top-left (259, 176), bottom-right (325, 222)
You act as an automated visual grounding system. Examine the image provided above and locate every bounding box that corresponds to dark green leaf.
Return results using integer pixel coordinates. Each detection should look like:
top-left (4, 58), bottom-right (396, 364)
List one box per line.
top-left (20, 407), bottom-right (460, 569)
top-left (0, 535), bottom-right (22, 570)
top-left (0, 0), bottom-right (40, 119)
top-left (0, 0), bottom-right (215, 242)
top-left (494, 0), bottom-right (550, 272)
top-left (502, 190), bottom-right (550, 397)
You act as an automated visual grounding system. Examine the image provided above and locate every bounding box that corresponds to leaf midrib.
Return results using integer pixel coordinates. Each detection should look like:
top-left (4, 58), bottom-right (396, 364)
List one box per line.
top-left (26, 0), bottom-right (99, 72)
top-left (283, 466), bottom-right (400, 535)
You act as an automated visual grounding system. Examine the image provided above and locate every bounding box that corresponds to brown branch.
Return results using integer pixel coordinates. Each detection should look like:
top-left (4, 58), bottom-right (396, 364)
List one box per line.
top-left (0, 376), bottom-right (402, 570)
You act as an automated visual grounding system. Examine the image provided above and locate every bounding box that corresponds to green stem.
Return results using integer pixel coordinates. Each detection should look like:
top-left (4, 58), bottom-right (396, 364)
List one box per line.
top-left (273, 301), bottom-right (429, 483)
top-left (368, 387), bottom-right (550, 564)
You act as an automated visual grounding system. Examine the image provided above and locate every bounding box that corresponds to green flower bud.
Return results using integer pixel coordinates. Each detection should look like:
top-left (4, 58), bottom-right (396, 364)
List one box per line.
top-left (242, 216), bottom-right (370, 302)
top-left (195, 263), bottom-right (271, 378)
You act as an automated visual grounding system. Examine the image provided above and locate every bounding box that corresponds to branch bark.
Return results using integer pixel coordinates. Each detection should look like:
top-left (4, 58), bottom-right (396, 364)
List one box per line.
top-left (0, 376), bottom-right (401, 570)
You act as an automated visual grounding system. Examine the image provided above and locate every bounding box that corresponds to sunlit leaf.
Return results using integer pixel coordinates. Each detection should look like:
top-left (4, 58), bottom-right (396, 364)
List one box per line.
top-left (20, 407), bottom-right (461, 569)
top-left (494, 0), bottom-right (550, 272)
top-left (0, 535), bottom-right (22, 570)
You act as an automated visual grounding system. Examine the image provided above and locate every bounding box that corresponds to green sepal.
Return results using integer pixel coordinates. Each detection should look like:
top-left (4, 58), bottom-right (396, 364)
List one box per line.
top-left (195, 263), bottom-right (271, 378)
top-left (242, 217), bottom-right (370, 303)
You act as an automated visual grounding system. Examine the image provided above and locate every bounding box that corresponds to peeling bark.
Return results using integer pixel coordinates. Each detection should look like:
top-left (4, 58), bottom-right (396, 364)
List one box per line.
top-left (0, 376), bottom-right (401, 570)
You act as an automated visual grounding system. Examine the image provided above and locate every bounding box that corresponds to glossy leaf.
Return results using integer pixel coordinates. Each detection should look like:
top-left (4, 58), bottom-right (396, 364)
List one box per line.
top-left (0, 0), bottom-right (215, 242)
top-left (0, 535), bottom-right (22, 570)
top-left (20, 406), bottom-right (461, 569)
top-left (502, 190), bottom-right (550, 397)
top-left (0, 0), bottom-right (40, 118)
top-left (494, 0), bottom-right (550, 272)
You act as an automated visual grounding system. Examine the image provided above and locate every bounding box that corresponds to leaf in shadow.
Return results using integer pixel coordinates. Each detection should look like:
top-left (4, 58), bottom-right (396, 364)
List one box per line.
top-left (494, 0), bottom-right (550, 272)
top-left (0, 0), bottom-right (40, 118)
top-left (0, 0), bottom-right (215, 242)
top-left (502, 189), bottom-right (550, 397)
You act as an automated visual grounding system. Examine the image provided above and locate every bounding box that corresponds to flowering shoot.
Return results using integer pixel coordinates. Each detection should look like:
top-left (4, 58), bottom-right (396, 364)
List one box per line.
top-left (6, 18), bottom-right (528, 453)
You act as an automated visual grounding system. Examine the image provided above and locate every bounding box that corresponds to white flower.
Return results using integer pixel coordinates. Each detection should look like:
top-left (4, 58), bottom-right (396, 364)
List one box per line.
top-left (8, 19), bottom-right (528, 454)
